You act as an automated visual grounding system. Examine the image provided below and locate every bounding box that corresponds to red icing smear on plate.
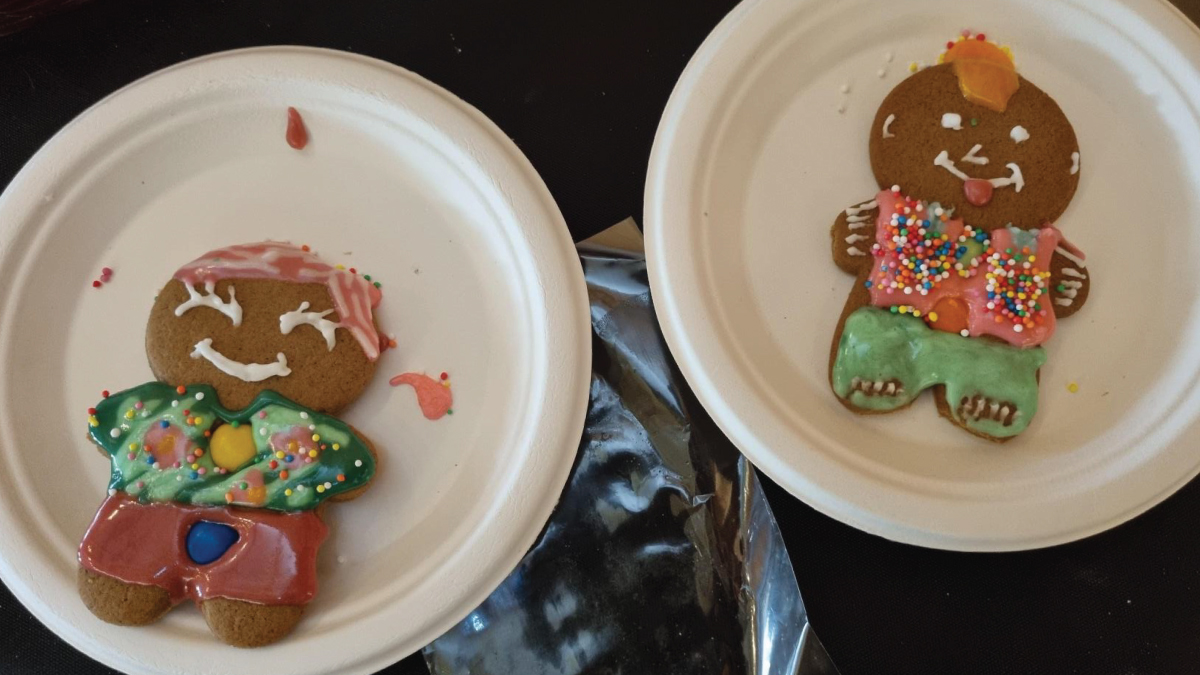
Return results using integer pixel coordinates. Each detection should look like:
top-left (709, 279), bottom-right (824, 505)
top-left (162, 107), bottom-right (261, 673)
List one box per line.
top-left (390, 372), bottom-right (453, 420)
top-left (286, 107), bottom-right (308, 149)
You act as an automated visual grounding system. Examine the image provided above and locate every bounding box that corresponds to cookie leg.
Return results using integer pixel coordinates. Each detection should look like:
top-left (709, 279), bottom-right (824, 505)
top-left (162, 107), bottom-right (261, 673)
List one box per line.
top-left (934, 346), bottom-right (1044, 441)
top-left (200, 598), bottom-right (305, 647)
top-left (831, 302), bottom-right (923, 414)
top-left (78, 566), bottom-right (173, 626)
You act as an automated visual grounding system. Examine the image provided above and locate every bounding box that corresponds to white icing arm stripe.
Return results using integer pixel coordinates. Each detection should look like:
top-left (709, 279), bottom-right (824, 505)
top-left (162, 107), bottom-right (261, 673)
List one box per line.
top-left (847, 246), bottom-right (867, 256)
top-left (191, 339), bottom-right (291, 382)
top-left (280, 301), bottom-right (340, 351)
top-left (175, 281), bottom-right (242, 326)
top-left (1061, 268), bottom-right (1087, 279)
top-left (845, 199), bottom-right (879, 216)
top-left (845, 234), bottom-right (868, 243)
top-left (1061, 280), bottom-right (1084, 289)
top-left (1054, 298), bottom-right (1074, 307)
top-left (1055, 247), bottom-right (1087, 268)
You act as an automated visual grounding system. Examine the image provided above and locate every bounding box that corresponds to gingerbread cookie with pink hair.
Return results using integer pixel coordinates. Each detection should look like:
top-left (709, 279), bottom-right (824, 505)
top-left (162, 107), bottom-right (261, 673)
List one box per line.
top-left (828, 34), bottom-right (1091, 441)
top-left (79, 242), bottom-right (383, 646)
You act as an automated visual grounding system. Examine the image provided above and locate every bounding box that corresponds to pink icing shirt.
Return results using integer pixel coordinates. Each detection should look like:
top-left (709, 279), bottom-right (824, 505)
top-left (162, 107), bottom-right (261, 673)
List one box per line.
top-left (865, 189), bottom-right (1071, 348)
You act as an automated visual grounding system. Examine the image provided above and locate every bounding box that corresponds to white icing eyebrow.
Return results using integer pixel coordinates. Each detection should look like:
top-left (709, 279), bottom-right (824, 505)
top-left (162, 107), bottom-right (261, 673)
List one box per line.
top-left (1010, 125), bottom-right (1030, 143)
top-left (175, 281), bottom-right (242, 326)
top-left (279, 301), bottom-right (339, 351)
top-left (941, 113), bottom-right (963, 130)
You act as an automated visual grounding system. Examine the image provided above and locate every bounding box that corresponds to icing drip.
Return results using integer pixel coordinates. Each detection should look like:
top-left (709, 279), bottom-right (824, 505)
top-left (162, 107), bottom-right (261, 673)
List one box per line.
top-left (191, 338), bottom-right (291, 382)
top-left (1061, 268), bottom-right (1086, 279)
top-left (882, 114), bottom-right (896, 139)
top-left (941, 113), bottom-right (963, 130)
top-left (847, 246), bottom-right (867, 256)
top-left (279, 302), bottom-right (339, 351)
top-left (961, 144), bottom-right (989, 165)
top-left (1010, 125), bottom-right (1030, 143)
top-left (175, 281), bottom-right (242, 326)
top-left (1070, 151), bottom-right (1080, 175)
top-left (390, 372), bottom-right (454, 420)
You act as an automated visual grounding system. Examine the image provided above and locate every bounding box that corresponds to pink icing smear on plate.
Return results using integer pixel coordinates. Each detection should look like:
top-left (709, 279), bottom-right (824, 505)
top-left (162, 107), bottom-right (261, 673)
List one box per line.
top-left (390, 372), bottom-right (454, 420)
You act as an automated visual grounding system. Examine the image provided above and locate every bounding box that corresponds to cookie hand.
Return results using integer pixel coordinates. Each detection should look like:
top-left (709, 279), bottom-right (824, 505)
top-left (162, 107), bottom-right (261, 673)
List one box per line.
top-left (831, 197), bottom-right (878, 275)
top-left (1048, 247), bottom-right (1089, 318)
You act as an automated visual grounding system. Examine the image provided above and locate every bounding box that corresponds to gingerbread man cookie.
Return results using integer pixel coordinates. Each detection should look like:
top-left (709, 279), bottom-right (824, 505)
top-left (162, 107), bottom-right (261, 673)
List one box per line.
top-left (79, 242), bottom-right (382, 646)
top-left (828, 34), bottom-right (1091, 441)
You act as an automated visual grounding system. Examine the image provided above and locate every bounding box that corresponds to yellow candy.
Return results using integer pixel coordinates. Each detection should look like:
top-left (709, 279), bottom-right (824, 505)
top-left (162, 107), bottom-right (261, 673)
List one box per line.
top-left (332, 443), bottom-right (340, 451)
top-left (316, 485), bottom-right (325, 494)
top-left (285, 489), bottom-right (293, 496)
top-left (210, 424), bottom-right (257, 471)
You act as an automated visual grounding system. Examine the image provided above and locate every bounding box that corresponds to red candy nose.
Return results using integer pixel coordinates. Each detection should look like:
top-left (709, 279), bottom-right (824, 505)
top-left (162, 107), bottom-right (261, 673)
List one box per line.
top-left (964, 178), bottom-right (994, 206)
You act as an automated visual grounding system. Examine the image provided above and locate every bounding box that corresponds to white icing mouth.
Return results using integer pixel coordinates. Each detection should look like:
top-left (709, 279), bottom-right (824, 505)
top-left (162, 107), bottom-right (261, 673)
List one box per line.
top-left (934, 150), bottom-right (1025, 192)
top-left (191, 338), bottom-right (291, 382)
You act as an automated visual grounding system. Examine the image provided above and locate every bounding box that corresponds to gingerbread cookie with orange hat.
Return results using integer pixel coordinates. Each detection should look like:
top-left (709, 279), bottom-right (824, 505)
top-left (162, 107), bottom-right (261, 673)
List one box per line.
top-left (78, 242), bottom-right (383, 646)
top-left (828, 32), bottom-right (1091, 441)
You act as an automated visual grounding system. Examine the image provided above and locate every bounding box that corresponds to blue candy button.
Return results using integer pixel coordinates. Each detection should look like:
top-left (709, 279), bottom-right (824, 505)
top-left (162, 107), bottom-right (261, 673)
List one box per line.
top-left (185, 521), bottom-right (239, 565)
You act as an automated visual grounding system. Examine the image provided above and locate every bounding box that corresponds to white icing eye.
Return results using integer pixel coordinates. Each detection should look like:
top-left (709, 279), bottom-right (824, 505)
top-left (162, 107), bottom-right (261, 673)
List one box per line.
top-left (941, 113), bottom-right (963, 130)
top-left (1010, 125), bottom-right (1030, 143)
top-left (280, 301), bottom-right (339, 351)
top-left (175, 281), bottom-right (242, 326)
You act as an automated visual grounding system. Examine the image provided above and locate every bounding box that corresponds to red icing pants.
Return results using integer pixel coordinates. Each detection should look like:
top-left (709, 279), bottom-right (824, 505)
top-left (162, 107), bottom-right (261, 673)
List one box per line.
top-left (79, 493), bottom-right (327, 606)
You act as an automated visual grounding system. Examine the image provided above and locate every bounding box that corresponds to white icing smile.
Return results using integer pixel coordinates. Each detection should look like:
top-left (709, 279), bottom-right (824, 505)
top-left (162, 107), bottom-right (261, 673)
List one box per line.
top-left (934, 150), bottom-right (1024, 192)
top-left (191, 338), bottom-right (291, 382)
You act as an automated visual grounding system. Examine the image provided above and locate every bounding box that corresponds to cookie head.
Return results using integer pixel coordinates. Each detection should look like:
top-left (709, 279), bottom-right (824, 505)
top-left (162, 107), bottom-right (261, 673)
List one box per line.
top-left (869, 40), bottom-right (1080, 231)
top-left (145, 243), bottom-right (385, 413)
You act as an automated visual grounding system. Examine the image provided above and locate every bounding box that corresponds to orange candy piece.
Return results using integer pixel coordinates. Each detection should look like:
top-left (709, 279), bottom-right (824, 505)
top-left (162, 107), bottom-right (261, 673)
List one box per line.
top-left (929, 296), bottom-right (970, 334)
top-left (944, 40), bottom-right (1018, 112)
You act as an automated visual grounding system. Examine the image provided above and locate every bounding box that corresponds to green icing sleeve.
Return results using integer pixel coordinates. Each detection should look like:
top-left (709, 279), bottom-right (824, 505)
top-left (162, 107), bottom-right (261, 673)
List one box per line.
top-left (88, 382), bottom-right (376, 512)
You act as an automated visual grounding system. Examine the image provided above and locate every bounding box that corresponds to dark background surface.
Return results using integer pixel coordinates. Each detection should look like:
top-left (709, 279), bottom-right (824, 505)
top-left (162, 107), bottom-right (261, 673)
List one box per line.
top-left (2, 1), bottom-right (1199, 674)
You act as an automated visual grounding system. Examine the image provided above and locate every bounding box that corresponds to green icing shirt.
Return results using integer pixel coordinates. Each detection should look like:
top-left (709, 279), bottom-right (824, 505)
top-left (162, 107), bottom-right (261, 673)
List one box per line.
top-left (88, 382), bottom-right (375, 511)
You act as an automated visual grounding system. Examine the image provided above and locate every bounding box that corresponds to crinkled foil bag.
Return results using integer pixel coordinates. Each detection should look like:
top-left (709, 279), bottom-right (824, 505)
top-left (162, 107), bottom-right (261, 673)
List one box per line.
top-left (424, 224), bottom-right (840, 675)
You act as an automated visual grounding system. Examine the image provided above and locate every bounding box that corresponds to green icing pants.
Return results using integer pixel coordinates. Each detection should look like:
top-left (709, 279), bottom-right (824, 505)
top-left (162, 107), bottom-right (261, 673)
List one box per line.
top-left (832, 307), bottom-right (1047, 438)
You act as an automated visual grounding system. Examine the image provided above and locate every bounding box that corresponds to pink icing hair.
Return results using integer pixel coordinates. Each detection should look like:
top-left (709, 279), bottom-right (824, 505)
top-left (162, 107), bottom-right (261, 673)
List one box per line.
top-left (173, 242), bottom-right (384, 360)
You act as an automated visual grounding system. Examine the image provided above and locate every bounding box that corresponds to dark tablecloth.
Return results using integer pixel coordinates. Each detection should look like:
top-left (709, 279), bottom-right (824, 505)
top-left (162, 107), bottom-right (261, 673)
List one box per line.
top-left (2, 1), bottom-right (1199, 673)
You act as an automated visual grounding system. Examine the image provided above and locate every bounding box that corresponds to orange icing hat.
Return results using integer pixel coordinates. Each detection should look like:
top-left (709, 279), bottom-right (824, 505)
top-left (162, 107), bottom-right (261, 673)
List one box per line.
top-left (938, 33), bottom-right (1018, 112)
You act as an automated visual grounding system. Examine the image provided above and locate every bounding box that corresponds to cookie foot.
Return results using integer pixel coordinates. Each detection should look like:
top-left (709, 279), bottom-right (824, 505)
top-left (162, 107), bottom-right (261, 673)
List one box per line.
top-left (200, 597), bottom-right (305, 647)
top-left (78, 566), bottom-right (173, 626)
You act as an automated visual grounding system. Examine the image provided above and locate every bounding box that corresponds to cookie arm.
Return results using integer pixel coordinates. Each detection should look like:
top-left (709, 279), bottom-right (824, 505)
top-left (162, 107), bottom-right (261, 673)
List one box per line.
top-left (831, 197), bottom-right (879, 276)
top-left (1048, 247), bottom-right (1089, 318)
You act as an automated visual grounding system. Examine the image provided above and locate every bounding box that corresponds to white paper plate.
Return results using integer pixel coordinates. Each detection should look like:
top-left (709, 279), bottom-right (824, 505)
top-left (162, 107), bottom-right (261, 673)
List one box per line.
top-left (646, 0), bottom-right (1200, 551)
top-left (0, 47), bottom-right (590, 673)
